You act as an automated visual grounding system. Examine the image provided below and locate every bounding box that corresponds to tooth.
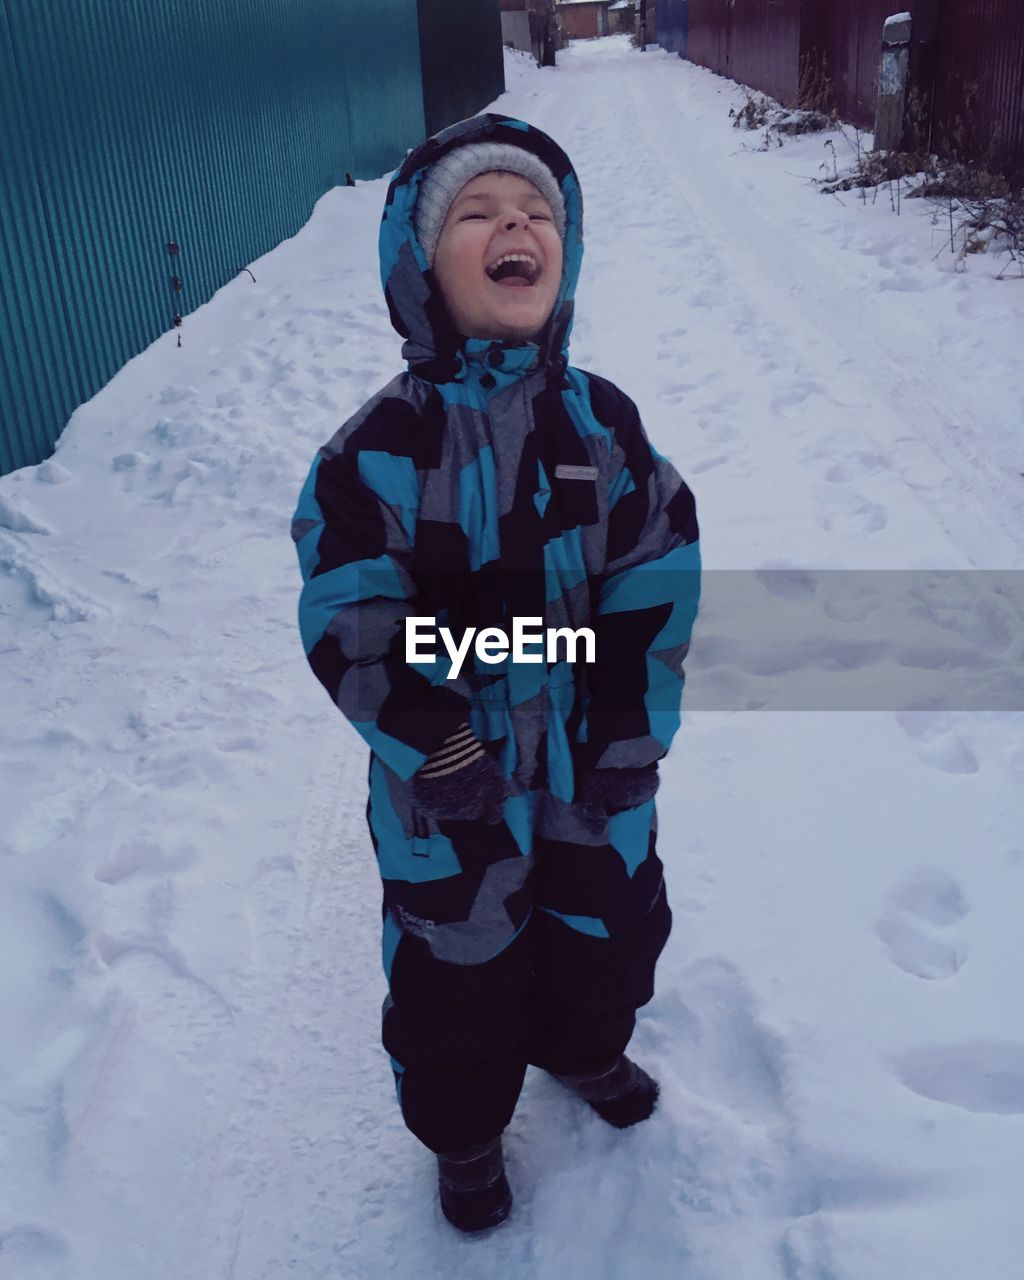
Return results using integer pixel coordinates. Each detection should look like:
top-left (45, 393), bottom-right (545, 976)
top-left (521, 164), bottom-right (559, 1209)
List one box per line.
top-left (487, 251), bottom-right (540, 278)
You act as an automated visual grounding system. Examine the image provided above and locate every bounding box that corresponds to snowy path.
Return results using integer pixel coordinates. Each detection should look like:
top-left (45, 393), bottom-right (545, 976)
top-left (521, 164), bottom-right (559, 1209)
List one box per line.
top-left (2, 36), bottom-right (1023, 1280)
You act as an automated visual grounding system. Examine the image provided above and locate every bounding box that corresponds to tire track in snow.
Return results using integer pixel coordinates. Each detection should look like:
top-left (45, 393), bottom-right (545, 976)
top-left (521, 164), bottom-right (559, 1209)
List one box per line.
top-left (182, 730), bottom-right (397, 1280)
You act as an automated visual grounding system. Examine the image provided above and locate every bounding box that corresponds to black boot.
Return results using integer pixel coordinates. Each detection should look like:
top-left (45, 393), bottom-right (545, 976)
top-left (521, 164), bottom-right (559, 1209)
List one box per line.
top-left (555, 1055), bottom-right (660, 1128)
top-left (437, 1136), bottom-right (512, 1233)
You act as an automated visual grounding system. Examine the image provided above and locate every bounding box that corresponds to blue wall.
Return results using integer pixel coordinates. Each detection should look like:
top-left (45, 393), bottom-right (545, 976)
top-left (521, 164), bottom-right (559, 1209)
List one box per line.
top-left (655, 0), bottom-right (688, 55)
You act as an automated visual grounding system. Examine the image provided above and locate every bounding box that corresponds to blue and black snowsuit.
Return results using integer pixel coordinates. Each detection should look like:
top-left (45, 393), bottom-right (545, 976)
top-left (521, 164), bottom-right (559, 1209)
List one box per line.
top-left (292, 115), bottom-right (700, 1154)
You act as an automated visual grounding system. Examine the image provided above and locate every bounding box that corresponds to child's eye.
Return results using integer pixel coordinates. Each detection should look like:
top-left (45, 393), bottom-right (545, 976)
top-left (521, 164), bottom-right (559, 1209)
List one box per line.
top-left (460, 212), bottom-right (487, 221)
top-left (530, 214), bottom-right (551, 222)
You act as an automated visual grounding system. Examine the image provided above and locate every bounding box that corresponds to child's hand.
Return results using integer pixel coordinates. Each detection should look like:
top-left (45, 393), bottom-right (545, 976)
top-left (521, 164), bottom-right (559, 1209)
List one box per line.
top-left (580, 764), bottom-right (659, 827)
top-left (412, 726), bottom-right (507, 824)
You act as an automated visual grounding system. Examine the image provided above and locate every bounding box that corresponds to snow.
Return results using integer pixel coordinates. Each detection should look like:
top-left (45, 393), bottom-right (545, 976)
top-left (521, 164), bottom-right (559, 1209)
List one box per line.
top-left (2, 33), bottom-right (1023, 1280)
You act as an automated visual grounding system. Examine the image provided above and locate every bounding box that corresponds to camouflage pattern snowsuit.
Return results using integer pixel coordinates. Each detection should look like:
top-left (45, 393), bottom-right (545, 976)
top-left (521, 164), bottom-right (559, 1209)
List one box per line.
top-left (292, 115), bottom-right (700, 1153)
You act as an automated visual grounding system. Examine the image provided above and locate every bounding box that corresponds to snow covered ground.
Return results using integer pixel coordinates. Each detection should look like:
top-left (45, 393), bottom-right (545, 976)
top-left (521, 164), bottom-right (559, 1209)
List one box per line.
top-left (2, 34), bottom-right (1023, 1280)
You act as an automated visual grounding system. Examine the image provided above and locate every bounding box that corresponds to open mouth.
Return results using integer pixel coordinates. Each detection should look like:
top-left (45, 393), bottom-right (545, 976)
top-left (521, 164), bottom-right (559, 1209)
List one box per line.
top-left (485, 252), bottom-right (542, 288)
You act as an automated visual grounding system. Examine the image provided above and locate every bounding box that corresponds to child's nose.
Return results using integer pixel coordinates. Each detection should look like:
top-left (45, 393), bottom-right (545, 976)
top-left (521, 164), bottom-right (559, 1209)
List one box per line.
top-left (504, 213), bottom-right (528, 231)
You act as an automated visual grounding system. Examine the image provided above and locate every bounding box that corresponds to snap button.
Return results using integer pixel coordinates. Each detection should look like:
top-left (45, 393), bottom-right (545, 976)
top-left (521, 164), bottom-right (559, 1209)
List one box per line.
top-left (480, 373), bottom-right (496, 390)
top-left (487, 350), bottom-right (504, 368)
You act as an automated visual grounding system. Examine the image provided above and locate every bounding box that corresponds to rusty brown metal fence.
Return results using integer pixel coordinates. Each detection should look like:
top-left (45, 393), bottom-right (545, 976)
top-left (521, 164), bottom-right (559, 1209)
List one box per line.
top-left (930, 0), bottom-right (1024, 184)
top-left (686, 0), bottom-right (732, 81)
top-left (679, 0), bottom-right (1023, 183)
top-left (687, 0), bottom-right (823, 111)
top-left (686, 0), bottom-right (916, 121)
top-left (732, 0), bottom-right (802, 108)
top-left (800, 0), bottom-right (907, 126)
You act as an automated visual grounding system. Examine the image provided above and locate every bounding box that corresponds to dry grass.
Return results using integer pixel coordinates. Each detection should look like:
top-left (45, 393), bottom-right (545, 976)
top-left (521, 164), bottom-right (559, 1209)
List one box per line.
top-left (814, 122), bottom-right (1023, 277)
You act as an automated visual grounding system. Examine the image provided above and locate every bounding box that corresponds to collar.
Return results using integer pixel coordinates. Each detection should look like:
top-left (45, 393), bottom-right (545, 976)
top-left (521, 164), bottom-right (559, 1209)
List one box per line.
top-left (462, 338), bottom-right (540, 374)
top-left (414, 337), bottom-right (567, 393)
top-left (437, 339), bottom-right (542, 395)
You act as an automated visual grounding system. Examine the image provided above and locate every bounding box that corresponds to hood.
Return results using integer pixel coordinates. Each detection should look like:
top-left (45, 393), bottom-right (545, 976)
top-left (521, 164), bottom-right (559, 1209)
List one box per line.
top-left (378, 114), bottom-right (584, 383)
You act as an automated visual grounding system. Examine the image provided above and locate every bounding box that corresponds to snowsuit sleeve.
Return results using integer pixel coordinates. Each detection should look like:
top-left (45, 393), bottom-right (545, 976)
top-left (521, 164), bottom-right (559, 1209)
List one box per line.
top-left (584, 377), bottom-right (701, 771)
top-left (291, 443), bottom-right (472, 780)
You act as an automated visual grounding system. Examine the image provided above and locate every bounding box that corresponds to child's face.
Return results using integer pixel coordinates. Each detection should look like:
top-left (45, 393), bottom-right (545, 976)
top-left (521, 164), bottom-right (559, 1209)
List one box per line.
top-left (431, 171), bottom-right (563, 344)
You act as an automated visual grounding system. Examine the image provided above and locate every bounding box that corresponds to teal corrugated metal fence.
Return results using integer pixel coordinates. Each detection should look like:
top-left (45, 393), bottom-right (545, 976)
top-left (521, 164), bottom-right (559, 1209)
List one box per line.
top-left (0, 0), bottom-right (426, 475)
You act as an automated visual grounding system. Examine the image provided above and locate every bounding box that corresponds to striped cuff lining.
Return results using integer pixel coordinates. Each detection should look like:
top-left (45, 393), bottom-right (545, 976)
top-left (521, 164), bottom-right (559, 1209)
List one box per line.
top-left (419, 726), bottom-right (484, 779)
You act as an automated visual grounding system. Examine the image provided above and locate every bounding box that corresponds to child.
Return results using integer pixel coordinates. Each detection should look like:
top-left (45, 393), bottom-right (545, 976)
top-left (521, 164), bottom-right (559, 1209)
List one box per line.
top-left (291, 114), bottom-right (700, 1233)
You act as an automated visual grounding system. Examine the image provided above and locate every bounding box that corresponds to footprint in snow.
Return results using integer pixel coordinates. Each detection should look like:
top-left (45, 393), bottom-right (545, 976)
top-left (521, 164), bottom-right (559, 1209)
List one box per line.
top-left (819, 491), bottom-right (888, 535)
top-left (94, 833), bottom-right (198, 884)
top-left (701, 418), bottom-right (738, 445)
top-left (95, 933), bottom-right (235, 1061)
top-left (879, 274), bottom-right (941, 294)
top-left (157, 384), bottom-right (195, 406)
top-left (820, 575), bottom-right (882, 623)
top-left (770, 380), bottom-right (826, 417)
top-left (645, 956), bottom-right (788, 1120)
top-left (822, 450), bottom-right (887, 484)
top-left (754, 565), bottom-right (818, 601)
top-left (689, 453), bottom-right (736, 475)
top-left (875, 866), bottom-right (968, 980)
top-left (895, 1041), bottom-right (1024, 1114)
top-left (894, 712), bottom-right (980, 775)
top-left (658, 381), bottom-right (696, 404)
top-left (924, 740), bottom-right (979, 775)
top-left (0, 1224), bottom-right (68, 1277)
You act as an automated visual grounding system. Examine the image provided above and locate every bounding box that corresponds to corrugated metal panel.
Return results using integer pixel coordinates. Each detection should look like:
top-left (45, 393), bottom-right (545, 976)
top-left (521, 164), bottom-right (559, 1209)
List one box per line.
top-left (0, 0), bottom-right (426, 476)
top-left (686, 0), bottom-right (800, 104)
top-left (932, 0), bottom-right (1024, 183)
top-left (728, 0), bottom-right (764, 91)
top-left (675, 0), bottom-right (1021, 165)
top-left (686, 0), bottom-right (730, 78)
top-left (731, 0), bottom-right (801, 106)
top-left (0, 4), bottom-right (84, 474)
top-left (349, 0), bottom-right (425, 178)
top-left (655, 0), bottom-right (688, 56)
top-left (418, 0), bottom-right (504, 138)
top-left (800, 0), bottom-right (907, 127)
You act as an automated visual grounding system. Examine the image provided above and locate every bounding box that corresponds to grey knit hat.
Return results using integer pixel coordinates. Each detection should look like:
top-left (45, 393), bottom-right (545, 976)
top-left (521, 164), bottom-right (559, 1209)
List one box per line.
top-left (414, 142), bottom-right (567, 265)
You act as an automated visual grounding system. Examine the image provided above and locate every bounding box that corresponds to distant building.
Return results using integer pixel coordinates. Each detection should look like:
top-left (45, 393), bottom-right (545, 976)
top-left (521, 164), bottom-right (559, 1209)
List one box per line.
top-left (556, 0), bottom-right (612, 40)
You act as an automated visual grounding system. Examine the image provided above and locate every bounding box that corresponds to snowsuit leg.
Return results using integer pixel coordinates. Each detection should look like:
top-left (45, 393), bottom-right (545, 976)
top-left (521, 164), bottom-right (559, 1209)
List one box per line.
top-left (529, 798), bottom-right (671, 1075)
top-left (369, 760), bottom-right (670, 1152)
top-left (369, 757), bottom-right (536, 1154)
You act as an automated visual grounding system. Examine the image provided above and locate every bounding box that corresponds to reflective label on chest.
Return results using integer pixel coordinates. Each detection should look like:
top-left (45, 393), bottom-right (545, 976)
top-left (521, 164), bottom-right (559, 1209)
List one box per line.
top-left (554, 464), bottom-right (599, 481)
